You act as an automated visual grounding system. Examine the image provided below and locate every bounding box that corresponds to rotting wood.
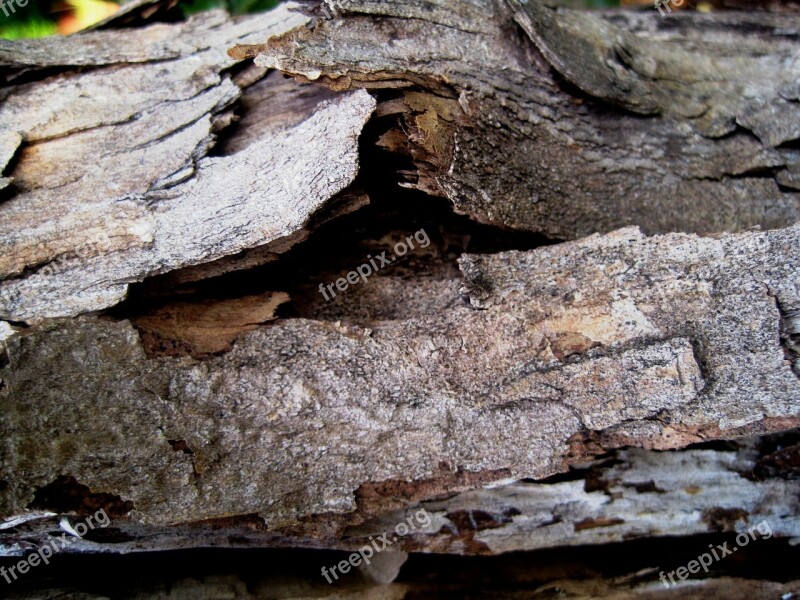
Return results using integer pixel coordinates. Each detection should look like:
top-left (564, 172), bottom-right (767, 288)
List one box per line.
top-left (0, 2), bottom-right (799, 591)
top-left (238, 0), bottom-right (800, 238)
top-left (1, 225), bottom-right (798, 535)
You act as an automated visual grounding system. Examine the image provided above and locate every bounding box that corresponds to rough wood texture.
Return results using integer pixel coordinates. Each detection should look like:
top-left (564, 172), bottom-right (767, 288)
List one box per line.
top-left (1, 1), bottom-right (799, 594)
top-left (0, 4), bottom-right (373, 321)
top-left (2, 225), bottom-right (798, 536)
top-left (2, 429), bottom-right (798, 557)
top-left (4, 0), bottom-right (800, 322)
top-left (239, 0), bottom-right (800, 238)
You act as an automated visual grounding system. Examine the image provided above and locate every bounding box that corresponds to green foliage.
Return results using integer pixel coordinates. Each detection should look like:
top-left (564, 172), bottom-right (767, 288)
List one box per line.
top-left (0, 1), bottom-right (54, 39)
top-left (0, 18), bottom-right (58, 39)
top-left (0, 0), bottom-right (281, 39)
top-left (0, 0), bottom-right (50, 39)
top-left (180, 0), bottom-right (280, 15)
top-left (179, 0), bottom-right (227, 14)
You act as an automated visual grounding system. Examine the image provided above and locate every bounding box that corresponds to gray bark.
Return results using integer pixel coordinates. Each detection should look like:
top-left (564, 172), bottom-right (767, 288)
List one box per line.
top-left (2, 223), bottom-right (799, 536)
top-left (239, 0), bottom-right (800, 237)
top-left (0, 0), bottom-right (799, 595)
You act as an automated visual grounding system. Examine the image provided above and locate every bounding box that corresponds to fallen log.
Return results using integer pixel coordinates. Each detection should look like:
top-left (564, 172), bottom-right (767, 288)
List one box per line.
top-left (0, 0), bottom-right (799, 595)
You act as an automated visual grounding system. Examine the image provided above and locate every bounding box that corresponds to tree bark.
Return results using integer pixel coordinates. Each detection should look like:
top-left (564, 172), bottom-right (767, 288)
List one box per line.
top-left (1, 0), bottom-right (799, 595)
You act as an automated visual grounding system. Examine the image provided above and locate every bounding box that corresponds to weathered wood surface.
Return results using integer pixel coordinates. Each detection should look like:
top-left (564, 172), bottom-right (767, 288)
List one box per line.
top-left (2, 225), bottom-right (798, 538)
top-left (239, 0), bottom-right (800, 237)
top-left (2, 429), bottom-right (798, 557)
top-left (0, 0), bottom-right (799, 582)
top-left (0, 3), bottom-right (371, 320)
top-left (3, 0), bottom-right (800, 321)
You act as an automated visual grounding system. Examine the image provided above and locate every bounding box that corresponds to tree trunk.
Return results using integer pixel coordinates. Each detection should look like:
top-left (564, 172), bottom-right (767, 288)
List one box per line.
top-left (1, 0), bottom-right (799, 596)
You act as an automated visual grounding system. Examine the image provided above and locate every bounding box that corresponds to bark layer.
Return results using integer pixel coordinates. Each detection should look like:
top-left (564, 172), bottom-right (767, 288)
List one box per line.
top-left (242, 0), bottom-right (800, 237)
top-left (0, 0), bottom-right (799, 582)
top-left (2, 225), bottom-right (798, 536)
top-left (0, 5), bottom-right (372, 321)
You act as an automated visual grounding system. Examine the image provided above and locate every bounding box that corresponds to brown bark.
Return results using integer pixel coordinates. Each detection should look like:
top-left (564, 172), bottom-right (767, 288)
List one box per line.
top-left (1, 0), bottom-right (799, 596)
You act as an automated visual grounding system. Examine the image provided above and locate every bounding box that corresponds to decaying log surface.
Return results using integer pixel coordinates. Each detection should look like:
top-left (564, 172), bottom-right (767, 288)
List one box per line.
top-left (3, 0), bottom-right (800, 321)
top-left (1, 429), bottom-right (799, 555)
top-left (0, 0), bottom-right (799, 594)
top-left (238, 0), bottom-right (800, 237)
top-left (0, 3), bottom-right (377, 320)
top-left (2, 225), bottom-right (799, 536)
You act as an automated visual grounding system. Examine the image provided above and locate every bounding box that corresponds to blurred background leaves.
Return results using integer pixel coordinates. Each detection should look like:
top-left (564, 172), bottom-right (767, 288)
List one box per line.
top-left (0, 0), bottom-right (281, 39)
top-left (179, 0), bottom-right (280, 15)
top-left (1, 0), bottom-right (700, 40)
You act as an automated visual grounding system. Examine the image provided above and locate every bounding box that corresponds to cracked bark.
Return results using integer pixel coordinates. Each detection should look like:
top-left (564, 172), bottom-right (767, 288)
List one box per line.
top-left (2, 223), bottom-right (799, 533)
top-left (1, 0), bottom-right (800, 596)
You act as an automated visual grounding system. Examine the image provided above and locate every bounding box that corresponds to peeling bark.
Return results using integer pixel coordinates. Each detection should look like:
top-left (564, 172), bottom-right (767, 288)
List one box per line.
top-left (1, 225), bottom-right (798, 535)
top-left (0, 0), bottom-right (799, 594)
top-left (0, 4), bottom-right (372, 321)
top-left (240, 0), bottom-right (800, 237)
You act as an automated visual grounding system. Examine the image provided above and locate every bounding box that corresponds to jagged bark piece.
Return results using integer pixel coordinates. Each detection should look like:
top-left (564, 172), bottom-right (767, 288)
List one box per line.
top-left (0, 131), bottom-right (20, 191)
top-left (239, 0), bottom-right (800, 238)
top-left (4, 0), bottom-right (800, 323)
top-left (351, 436), bottom-right (800, 554)
top-left (0, 5), bottom-right (376, 322)
top-left (0, 4), bottom-right (304, 71)
top-left (1, 225), bottom-right (797, 533)
top-left (509, 1), bottom-right (800, 133)
top-left (0, 430), bottom-right (797, 560)
top-left (0, 87), bottom-right (373, 321)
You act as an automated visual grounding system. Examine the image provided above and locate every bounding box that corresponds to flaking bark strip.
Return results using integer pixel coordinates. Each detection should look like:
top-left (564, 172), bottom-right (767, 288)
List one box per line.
top-left (1, 225), bottom-right (797, 530)
top-left (242, 0), bottom-right (800, 238)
